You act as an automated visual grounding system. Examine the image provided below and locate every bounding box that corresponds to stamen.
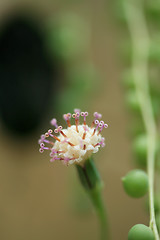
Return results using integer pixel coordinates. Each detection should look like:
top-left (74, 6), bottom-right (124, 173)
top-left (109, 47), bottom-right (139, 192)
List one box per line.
top-left (82, 125), bottom-right (88, 140)
top-left (48, 129), bottom-right (53, 134)
top-left (50, 118), bottom-right (58, 128)
top-left (81, 112), bottom-right (88, 125)
top-left (50, 150), bottom-right (65, 158)
top-left (52, 135), bottom-right (61, 142)
top-left (91, 112), bottom-right (102, 128)
top-left (41, 134), bottom-right (45, 140)
top-left (43, 147), bottom-right (52, 150)
top-left (93, 138), bottom-right (105, 147)
top-left (38, 134), bottom-right (45, 143)
top-left (42, 138), bottom-right (54, 145)
top-left (50, 156), bottom-right (60, 162)
top-left (45, 132), bottom-right (49, 138)
top-left (74, 108), bottom-right (81, 113)
top-left (82, 132), bottom-right (86, 140)
top-left (63, 157), bottom-right (74, 165)
top-left (54, 126), bottom-right (67, 138)
top-left (92, 120), bottom-right (100, 136)
top-left (50, 158), bottom-right (55, 162)
top-left (63, 113), bottom-right (71, 127)
top-left (47, 131), bottom-right (61, 142)
top-left (61, 138), bottom-right (75, 147)
top-left (40, 143), bottom-right (52, 151)
top-left (50, 156), bottom-right (75, 163)
top-left (97, 122), bottom-right (108, 135)
top-left (67, 141), bottom-right (75, 147)
top-left (40, 143), bottom-right (44, 147)
top-left (72, 112), bottom-right (80, 132)
top-left (83, 144), bottom-right (86, 150)
top-left (39, 148), bottom-right (44, 153)
top-left (60, 130), bottom-right (67, 138)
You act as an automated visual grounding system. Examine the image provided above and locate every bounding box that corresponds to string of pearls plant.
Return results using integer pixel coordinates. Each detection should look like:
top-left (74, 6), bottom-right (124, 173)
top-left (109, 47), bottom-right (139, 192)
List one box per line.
top-left (122, 0), bottom-right (160, 239)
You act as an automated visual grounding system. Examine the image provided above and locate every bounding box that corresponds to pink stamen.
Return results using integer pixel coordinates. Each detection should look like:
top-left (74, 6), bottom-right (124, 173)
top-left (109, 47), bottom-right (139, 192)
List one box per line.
top-left (39, 148), bottom-right (44, 153)
top-left (46, 131), bottom-right (61, 142)
top-left (81, 112), bottom-right (88, 125)
top-left (43, 147), bottom-right (52, 150)
top-left (43, 139), bottom-right (54, 145)
top-left (72, 112), bottom-right (80, 133)
top-left (50, 156), bottom-right (60, 162)
top-left (50, 118), bottom-right (58, 128)
top-left (50, 158), bottom-right (55, 162)
top-left (91, 112), bottom-right (102, 128)
top-left (45, 132), bottom-right (49, 138)
top-left (63, 113), bottom-right (71, 127)
top-left (93, 137), bottom-right (105, 147)
top-left (92, 120), bottom-right (100, 136)
top-left (40, 143), bottom-right (52, 151)
top-left (97, 122), bottom-right (108, 135)
top-left (50, 150), bottom-right (65, 158)
top-left (54, 126), bottom-right (67, 138)
top-left (74, 108), bottom-right (81, 113)
top-left (38, 134), bottom-right (46, 144)
top-left (48, 133), bottom-right (60, 142)
top-left (63, 157), bottom-right (75, 165)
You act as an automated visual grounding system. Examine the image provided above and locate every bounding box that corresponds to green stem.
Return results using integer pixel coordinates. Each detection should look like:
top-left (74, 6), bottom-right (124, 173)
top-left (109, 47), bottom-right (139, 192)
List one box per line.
top-left (89, 187), bottom-right (108, 240)
top-left (123, 0), bottom-right (159, 239)
top-left (76, 158), bottom-right (108, 240)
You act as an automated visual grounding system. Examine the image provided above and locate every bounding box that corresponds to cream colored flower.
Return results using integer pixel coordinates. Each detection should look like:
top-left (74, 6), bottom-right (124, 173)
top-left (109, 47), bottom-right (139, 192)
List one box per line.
top-left (39, 109), bottom-right (108, 165)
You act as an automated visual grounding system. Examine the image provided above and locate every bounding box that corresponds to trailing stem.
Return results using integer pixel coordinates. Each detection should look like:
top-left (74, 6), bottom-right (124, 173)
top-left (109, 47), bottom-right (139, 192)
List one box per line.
top-left (123, 0), bottom-right (160, 239)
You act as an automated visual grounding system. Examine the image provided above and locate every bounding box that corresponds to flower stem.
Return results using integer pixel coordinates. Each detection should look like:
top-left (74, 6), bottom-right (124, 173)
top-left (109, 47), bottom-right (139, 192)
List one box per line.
top-left (76, 158), bottom-right (108, 240)
top-left (89, 185), bottom-right (108, 240)
top-left (123, 0), bottom-right (160, 239)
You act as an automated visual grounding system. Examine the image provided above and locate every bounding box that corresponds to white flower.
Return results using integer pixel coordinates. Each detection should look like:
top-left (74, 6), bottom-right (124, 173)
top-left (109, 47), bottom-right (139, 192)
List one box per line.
top-left (39, 109), bottom-right (108, 166)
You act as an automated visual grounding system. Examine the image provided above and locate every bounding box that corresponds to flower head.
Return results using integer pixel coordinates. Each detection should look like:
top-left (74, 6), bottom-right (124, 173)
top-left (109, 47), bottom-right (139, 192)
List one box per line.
top-left (38, 109), bottom-right (108, 166)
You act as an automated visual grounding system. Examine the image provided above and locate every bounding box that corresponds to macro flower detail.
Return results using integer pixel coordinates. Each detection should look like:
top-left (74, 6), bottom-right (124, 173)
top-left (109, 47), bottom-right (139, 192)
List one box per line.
top-left (39, 109), bottom-right (108, 165)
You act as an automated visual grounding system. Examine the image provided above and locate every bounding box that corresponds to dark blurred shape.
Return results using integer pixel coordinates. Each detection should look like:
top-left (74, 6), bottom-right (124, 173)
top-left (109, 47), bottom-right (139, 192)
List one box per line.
top-left (0, 16), bottom-right (57, 136)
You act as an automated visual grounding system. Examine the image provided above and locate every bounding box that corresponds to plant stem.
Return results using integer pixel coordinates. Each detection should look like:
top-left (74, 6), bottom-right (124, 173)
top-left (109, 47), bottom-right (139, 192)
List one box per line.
top-left (89, 186), bottom-right (108, 240)
top-left (76, 158), bottom-right (108, 240)
top-left (123, 0), bottom-right (160, 239)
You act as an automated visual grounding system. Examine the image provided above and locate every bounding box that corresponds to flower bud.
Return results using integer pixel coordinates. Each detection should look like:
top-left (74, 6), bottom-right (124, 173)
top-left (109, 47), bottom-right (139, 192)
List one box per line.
top-left (122, 169), bottom-right (148, 198)
top-left (128, 224), bottom-right (155, 240)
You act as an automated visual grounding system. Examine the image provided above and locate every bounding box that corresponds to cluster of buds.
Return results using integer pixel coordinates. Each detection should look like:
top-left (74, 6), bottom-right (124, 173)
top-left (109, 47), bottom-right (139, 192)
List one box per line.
top-left (38, 109), bottom-right (108, 165)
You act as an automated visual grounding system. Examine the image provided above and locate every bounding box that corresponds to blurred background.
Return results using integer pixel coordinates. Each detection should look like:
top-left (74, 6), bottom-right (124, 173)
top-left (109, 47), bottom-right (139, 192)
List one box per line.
top-left (0, 0), bottom-right (153, 239)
